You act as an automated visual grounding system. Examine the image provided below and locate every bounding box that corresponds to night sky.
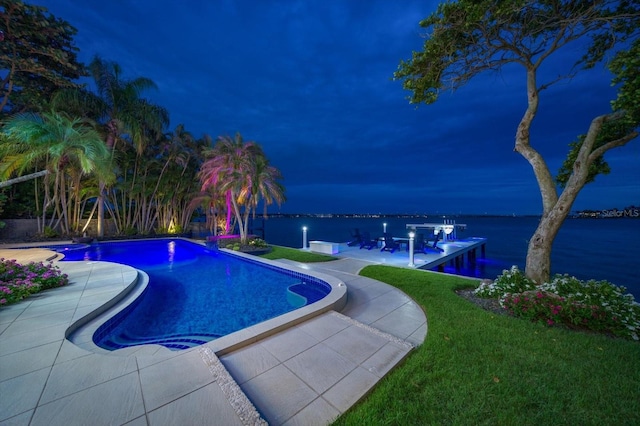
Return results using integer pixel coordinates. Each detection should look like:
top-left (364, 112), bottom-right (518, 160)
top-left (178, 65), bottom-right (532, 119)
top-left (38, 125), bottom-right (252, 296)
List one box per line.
top-left (35, 0), bottom-right (639, 215)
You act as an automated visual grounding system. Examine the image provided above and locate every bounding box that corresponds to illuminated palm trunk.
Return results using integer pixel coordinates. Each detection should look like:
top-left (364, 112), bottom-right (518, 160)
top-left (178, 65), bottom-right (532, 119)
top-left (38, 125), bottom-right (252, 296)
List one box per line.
top-left (225, 191), bottom-right (232, 234)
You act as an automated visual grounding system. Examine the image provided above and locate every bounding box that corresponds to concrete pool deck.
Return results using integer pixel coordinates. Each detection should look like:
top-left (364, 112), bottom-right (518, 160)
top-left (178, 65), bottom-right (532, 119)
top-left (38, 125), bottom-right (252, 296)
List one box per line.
top-left (0, 248), bottom-right (426, 425)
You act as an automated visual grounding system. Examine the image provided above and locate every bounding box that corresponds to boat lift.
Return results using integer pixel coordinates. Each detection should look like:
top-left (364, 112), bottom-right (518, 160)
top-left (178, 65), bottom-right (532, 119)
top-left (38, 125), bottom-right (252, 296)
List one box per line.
top-left (405, 219), bottom-right (466, 242)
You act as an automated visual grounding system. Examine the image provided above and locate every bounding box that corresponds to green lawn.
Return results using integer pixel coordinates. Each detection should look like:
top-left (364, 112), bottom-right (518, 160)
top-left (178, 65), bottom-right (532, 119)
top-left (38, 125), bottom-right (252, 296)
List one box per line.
top-left (259, 245), bottom-right (338, 263)
top-left (336, 266), bottom-right (640, 425)
top-left (260, 248), bottom-right (640, 425)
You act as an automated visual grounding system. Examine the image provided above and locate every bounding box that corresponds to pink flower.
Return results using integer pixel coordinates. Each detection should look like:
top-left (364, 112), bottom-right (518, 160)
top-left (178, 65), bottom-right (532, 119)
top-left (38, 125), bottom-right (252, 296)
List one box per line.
top-left (547, 319), bottom-right (554, 325)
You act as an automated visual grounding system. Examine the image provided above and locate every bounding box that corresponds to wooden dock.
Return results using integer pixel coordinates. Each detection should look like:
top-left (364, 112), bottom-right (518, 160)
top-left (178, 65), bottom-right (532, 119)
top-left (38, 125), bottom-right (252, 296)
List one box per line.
top-left (415, 237), bottom-right (487, 272)
top-left (318, 236), bottom-right (488, 273)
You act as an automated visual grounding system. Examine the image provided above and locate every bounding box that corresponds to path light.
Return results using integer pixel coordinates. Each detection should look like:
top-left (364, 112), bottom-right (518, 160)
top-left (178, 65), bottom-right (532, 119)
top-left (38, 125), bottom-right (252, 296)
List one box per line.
top-left (383, 222), bottom-right (387, 233)
top-left (408, 231), bottom-right (415, 267)
top-left (302, 226), bottom-right (308, 249)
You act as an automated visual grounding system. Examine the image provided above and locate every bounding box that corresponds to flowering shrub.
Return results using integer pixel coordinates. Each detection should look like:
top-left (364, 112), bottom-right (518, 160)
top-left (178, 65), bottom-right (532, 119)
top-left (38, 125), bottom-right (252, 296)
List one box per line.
top-left (0, 258), bottom-right (69, 306)
top-left (475, 266), bottom-right (640, 341)
top-left (474, 265), bottom-right (537, 298)
top-left (216, 237), bottom-right (269, 251)
top-left (248, 238), bottom-right (268, 248)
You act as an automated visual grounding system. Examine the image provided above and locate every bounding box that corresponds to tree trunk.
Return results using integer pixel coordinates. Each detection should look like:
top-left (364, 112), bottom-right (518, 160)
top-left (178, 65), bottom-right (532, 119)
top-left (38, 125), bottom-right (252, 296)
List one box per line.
top-left (525, 211), bottom-right (563, 284)
top-left (521, 110), bottom-right (633, 283)
top-left (242, 205), bottom-right (251, 242)
top-left (514, 67), bottom-right (560, 283)
top-left (0, 170), bottom-right (49, 188)
top-left (225, 191), bottom-right (232, 234)
top-left (97, 182), bottom-right (105, 237)
top-left (229, 191), bottom-right (248, 242)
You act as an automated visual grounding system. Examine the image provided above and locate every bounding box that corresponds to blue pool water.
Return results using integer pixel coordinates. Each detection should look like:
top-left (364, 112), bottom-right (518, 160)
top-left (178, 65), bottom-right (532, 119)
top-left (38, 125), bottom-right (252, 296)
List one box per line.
top-left (59, 239), bottom-right (331, 350)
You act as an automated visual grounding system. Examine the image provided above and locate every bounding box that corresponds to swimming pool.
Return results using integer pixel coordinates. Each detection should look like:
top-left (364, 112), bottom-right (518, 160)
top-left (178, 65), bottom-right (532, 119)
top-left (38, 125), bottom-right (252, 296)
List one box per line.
top-left (60, 239), bottom-right (338, 351)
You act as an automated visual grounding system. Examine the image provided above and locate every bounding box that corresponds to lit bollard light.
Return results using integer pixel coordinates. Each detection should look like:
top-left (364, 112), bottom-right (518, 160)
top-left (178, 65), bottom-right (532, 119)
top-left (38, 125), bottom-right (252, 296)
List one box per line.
top-left (383, 222), bottom-right (387, 234)
top-left (302, 226), bottom-right (308, 249)
top-left (408, 231), bottom-right (415, 267)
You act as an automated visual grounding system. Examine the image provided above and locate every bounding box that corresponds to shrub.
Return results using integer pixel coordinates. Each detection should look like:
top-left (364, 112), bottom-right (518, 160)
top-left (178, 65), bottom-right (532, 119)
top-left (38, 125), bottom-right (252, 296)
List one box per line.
top-left (123, 226), bottom-right (138, 236)
top-left (215, 236), bottom-right (268, 251)
top-left (43, 226), bottom-right (58, 238)
top-left (474, 265), bottom-right (537, 298)
top-left (0, 258), bottom-right (69, 306)
top-left (248, 238), bottom-right (268, 248)
top-left (477, 266), bottom-right (640, 341)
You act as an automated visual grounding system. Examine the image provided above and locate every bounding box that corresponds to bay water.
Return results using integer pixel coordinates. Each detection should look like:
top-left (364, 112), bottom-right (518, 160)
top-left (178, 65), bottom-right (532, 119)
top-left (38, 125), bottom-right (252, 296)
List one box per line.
top-left (251, 216), bottom-right (640, 300)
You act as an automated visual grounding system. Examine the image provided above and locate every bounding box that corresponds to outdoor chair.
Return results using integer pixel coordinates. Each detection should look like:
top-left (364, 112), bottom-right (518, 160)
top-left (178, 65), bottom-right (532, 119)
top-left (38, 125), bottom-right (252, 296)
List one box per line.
top-left (348, 228), bottom-right (363, 246)
top-left (380, 233), bottom-right (400, 253)
top-left (359, 231), bottom-right (378, 250)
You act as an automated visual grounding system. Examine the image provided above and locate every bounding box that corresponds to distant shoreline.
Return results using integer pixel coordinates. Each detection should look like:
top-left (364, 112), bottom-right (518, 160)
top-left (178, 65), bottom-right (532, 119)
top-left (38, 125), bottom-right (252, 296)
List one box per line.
top-left (264, 209), bottom-right (639, 219)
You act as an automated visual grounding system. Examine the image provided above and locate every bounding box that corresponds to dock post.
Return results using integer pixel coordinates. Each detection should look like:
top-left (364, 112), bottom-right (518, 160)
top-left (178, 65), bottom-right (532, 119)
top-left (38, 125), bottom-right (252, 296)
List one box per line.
top-left (469, 248), bottom-right (476, 265)
top-left (481, 243), bottom-right (486, 257)
top-left (302, 226), bottom-right (308, 250)
top-left (408, 232), bottom-right (416, 267)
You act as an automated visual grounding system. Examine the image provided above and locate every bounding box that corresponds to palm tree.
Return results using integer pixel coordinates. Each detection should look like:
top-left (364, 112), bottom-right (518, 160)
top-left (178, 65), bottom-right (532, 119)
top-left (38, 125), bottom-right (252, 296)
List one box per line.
top-left (249, 154), bottom-right (285, 219)
top-left (251, 156), bottom-right (286, 233)
top-left (0, 111), bottom-right (112, 234)
top-left (51, 55), bottom-right (169, 236)
top-left (198, 133), bottom-right (284, 243)
top-left (188, 188), bottom-right (230, 236)
top-left (152, 124), bottom-right (202, 234)
top-left (199, 133), bottom-right (258, 242)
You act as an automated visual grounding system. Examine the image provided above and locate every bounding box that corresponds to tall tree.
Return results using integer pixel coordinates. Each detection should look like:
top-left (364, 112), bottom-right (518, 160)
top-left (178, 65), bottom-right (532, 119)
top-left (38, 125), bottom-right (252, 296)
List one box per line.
top-left (52, 56), bottom-right (169, 236)
top-left (198, 133), bottom-right (284, 243)
top-left (394, 0), bottom-right (640, 284)
top-left (248, 153), bottom-right (286, 220)
top-left (0, 0), bottom-right (84, 115)
top-left (151, 124), bottom-right (203, 234)
top-left (0, 111), bottom-right (112, 234)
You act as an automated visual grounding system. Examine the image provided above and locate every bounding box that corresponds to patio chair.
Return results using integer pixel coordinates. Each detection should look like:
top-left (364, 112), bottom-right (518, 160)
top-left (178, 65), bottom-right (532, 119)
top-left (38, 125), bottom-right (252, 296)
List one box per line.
top-left (380, 233), bottom-right (400, 253)
top-left (359, 231), bottom-right (378, 250)
top-left (348, 228), bottom-right (362, 246)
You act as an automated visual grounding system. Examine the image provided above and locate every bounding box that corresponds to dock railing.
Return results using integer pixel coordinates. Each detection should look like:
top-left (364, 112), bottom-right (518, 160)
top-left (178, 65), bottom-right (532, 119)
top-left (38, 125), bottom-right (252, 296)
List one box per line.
top-left (405, 220), bottom-right (467, 242)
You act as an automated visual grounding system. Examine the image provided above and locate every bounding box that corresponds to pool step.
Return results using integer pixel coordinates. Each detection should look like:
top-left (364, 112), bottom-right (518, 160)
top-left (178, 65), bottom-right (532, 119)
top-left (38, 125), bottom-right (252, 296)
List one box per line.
top-left (99, 331), bottom-right (223, 351)
top-left (287, 281), bottom-right (329, 305)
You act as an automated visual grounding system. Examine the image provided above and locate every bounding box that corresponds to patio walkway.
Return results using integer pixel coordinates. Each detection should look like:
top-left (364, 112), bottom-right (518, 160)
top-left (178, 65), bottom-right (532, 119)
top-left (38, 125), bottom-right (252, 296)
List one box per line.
top-left (0, 247), bottom-right (426, 425)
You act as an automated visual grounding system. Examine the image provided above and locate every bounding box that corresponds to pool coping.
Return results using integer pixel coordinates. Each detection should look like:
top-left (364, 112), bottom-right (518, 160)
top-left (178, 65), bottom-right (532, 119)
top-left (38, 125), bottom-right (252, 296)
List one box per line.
top-left (0, 238), bottom-right (426, 425)
top-left (55, 238), bottom-right (348, 356)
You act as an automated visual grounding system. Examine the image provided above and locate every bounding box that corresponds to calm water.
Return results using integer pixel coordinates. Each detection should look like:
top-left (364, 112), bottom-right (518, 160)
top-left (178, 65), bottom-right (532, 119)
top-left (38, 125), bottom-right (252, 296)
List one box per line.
top-left (249, 216), bottom-right (640, 299)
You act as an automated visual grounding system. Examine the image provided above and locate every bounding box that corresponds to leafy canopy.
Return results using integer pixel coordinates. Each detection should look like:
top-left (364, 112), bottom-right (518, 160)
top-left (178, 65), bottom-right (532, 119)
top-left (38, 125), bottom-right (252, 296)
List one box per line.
top-left (0, 0), bottom-right (85, 115)
top-left (394, 0), bottom-right (640, 105)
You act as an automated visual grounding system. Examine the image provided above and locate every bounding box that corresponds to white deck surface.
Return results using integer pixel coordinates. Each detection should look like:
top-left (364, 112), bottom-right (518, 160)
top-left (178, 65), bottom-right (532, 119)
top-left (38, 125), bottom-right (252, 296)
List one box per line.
top-left (0, 245), bottom-right (429, 425)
